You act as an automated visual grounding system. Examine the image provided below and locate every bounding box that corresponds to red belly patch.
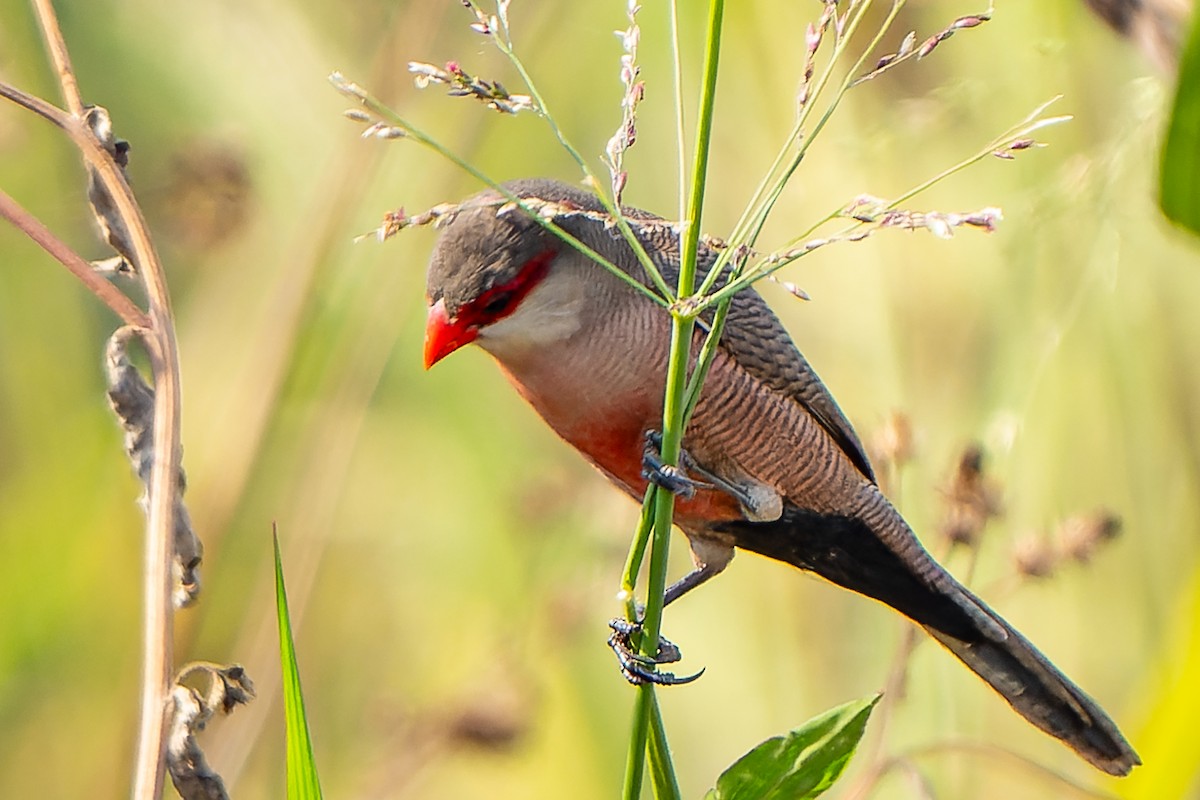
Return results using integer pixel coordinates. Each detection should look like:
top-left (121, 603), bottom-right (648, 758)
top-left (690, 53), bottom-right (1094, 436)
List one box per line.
top-left (569, 422), bottom-right (744, 527)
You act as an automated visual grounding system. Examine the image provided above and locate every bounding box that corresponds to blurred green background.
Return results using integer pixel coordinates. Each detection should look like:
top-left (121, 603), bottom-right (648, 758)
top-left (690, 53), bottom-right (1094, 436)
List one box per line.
top-left (2, 1), bottom-right (1198, 797)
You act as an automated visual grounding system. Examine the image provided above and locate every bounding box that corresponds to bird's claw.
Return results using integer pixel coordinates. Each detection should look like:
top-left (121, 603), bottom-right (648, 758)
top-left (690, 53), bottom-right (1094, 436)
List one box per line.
top-left (643, 430), bottom-right (782, 523)
top-left (607, 617), bottom-right (704, 686)
top-left (642, 431), bottom-right (711, 499)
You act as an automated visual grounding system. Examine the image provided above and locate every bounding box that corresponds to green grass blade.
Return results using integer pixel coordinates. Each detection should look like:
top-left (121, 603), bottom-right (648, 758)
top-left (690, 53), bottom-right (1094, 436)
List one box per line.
top-left (274, 532), bottom-right (324, 800)
top-left (704, 695), bottom-right (879, 800)
top-left (1160, 10), bottom-right (1200, 233)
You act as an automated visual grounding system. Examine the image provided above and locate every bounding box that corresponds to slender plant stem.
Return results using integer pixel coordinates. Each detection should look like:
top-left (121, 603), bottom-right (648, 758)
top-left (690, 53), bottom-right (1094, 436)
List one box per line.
top-left (620, 487), bottom-right (658, 615)
top-left (697, 97), bottom-right (1069, 309)
top-left (622, 1), bottom-right (724, 796)
top-left (645, 0), bottom-right (725, 686)
top-left (22, 4), bottom-right (184, 796)
top-left (728, 0), bottom-right (904, 287)
top-left (478, 4), bottom-right (674, 300)
top-left (94, 117), bottom-right (180, 800)
top-left (31, 0), bottom-right (83, 117)
top-left (340, 79), bottom-right (670, 308)
top-left (669, 0), bottom-right (687, 221)
top-left (681, 292), bottom-right (734, 426)
top-left (646, 691), bottom-right (682, 799)
top-left (623, 688), bottom-right (652, 800)
top-left (694, 0), bottom-right (893, 301)
top-left (0, 188), bottom-right (150, 328)
top-left (0, 79), bottom-right (70, 126)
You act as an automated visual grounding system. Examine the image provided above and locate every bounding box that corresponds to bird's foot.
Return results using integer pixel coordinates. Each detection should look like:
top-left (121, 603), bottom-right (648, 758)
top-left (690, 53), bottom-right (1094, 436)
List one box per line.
top-left (643, 430), bottom-right (783, 523)
top-left (641, 431), bottom-right (712, 499)
top-left (607, 617), bottom-right (704, 686)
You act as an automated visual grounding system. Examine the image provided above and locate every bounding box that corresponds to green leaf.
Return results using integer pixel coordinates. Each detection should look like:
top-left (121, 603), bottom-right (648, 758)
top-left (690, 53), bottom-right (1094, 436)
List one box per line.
top-left (274, 532), bottom-right (324, 800)
top-left (704, 695), bottom-right (879, 800)
top-left (1160, 10), bottom-right (1200, 233)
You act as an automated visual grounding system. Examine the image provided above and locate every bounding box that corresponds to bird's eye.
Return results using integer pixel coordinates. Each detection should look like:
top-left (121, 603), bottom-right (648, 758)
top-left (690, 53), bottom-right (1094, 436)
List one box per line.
top-left (481, 291), bottom-right (515, 316)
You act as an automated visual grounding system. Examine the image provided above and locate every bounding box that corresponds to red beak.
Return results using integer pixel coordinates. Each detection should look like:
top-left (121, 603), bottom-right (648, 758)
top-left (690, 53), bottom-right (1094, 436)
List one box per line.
top-left (424, 297), bottom-right (479, 369)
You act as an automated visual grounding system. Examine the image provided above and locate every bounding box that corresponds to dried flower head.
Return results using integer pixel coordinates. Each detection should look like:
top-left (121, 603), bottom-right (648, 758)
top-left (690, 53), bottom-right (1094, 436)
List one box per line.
top-left (872, 411), bottom-right (915, 471)
top-left (768, 276), bottom-right (811, 301)
top-left (939, 443), bottom-right (1002, 547)
top-left (107, 327), bottom-right (203, 607)
top-left (760, 202), bottom-right (1002, 271)
top-left (797, 3), bottom-right (838, 109)
top-left (1013, 533), bottom-right (1058, 579)
top-left (167, 663), bottom-right (255, 800)
top-left (852, 6), bottom-right (993, 86)
top-left (993, 136), bottom-right (1047, 160)
top-left (603, 0), bottom-right (645, 204)
top-left (1058, 510), bottom-right (1122, 564)
top-left (407, 61), bottom-right (535, 114)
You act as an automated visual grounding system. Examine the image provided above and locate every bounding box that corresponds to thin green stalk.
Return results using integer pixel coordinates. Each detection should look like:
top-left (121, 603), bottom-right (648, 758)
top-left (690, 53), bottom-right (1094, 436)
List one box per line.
top-left (675, 3), bottom-right (722, 305)
top-left (620, 487), bottom-right (658, 618)
top-left (623, 689), bottom-right (652, 800)
top-left (481, 4), bottom-right (675, 300)
top-left (624, 687), bottom-right (680, 800)
top-left (647, 692), bottom-right (682, 800)
top-left (643, 316), bottom-right (695, 642)
top-left (887, 97), bottom-right (1067, 209)
top-left (694, 0), bottom-right (885, 298)
top-left (775, 97), bottom-right (1066, 257)
top-left (736, 0), bottom-right (906, 249)
top-left (622, 1), bottom-right (724, 797)
top-left (670, 0), bottom-right (687, 221)
top-left (334, 76), bottom-right (668, 308)
top-left (682, 291), bottom-right (735, 426)
top-left (642, 0), bottom-right (724, 678)
top-left (697, 97), bottom-right (1070, 309)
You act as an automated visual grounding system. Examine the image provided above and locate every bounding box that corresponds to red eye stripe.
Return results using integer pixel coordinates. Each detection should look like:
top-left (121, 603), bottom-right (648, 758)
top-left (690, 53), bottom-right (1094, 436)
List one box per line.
top-left (460, 247), bottom-right (556, 327)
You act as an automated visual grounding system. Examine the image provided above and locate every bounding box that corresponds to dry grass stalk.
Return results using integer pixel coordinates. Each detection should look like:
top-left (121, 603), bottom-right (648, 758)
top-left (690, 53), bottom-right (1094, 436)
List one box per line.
top-left (0, 3), bottom-right (253, 797)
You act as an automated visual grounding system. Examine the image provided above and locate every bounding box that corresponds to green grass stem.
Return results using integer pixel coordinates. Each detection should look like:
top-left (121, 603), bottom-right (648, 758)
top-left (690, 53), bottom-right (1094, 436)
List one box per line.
top-left (622, 1), bottom-right (724, 796)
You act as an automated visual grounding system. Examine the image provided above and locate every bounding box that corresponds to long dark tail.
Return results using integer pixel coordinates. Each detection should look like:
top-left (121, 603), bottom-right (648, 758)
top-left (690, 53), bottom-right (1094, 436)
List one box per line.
top-left (720, 501), bottom-right (1141, 776)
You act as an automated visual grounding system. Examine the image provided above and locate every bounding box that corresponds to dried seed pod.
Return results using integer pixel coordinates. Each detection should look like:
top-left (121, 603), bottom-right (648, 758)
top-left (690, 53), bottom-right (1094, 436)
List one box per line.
top-left (1058, 510), bottom-right (1122, 564)
top-left (167, 664), bottom-right (255, 800)
top-left (872, 411), bottom-right (914, 471)
top-left (939, 444), bottom-right (1002, 547)
top-left (106, 327), bottom-right (203, 607)
top-left (1013, 533), bottom-right (1058, 579)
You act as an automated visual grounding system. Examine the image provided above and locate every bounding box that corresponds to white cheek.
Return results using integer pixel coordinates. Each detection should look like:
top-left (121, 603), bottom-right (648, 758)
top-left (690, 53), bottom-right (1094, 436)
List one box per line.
top-left (477, 268), bottom-right (586, 354)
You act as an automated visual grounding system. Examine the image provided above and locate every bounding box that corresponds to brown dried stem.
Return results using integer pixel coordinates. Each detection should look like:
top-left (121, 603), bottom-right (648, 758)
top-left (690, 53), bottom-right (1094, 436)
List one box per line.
top-left (31, 0), bottom-right (84, 117)
top-left (0, 188), bottom-right (149, 328)
top-left (11, 3), bottom-right (185, 798)
top-left (890, 741), bottom-right (1122, 800)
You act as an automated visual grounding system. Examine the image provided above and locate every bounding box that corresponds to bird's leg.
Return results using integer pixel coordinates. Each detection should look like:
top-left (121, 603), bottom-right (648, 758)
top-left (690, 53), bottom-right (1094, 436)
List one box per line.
top-left (641, 431), bottom-right (706, 499)
top-left (616, 432), bottom-right (758, 685)
top-left (609, 471), bottom-right (735, 686)
top-left (642, 430), bottom-right (783, 522)
top-left (663, 560), bottom-right (726, 605)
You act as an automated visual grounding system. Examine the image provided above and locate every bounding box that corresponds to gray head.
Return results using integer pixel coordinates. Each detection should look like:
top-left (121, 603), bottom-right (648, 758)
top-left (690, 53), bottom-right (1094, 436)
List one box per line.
top-left (423, 179), bottom-right (610, 368)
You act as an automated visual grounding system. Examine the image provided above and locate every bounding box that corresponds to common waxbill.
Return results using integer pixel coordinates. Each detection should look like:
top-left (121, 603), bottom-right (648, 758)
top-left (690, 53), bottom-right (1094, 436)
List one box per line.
top-left (422, 178), bottom-right (1140, 776)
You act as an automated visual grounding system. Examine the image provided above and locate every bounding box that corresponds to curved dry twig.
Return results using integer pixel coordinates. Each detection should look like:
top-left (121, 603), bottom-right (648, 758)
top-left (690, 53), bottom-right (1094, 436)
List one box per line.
top-left (5, 4), bottom-right (190, 798)
top-left (899, 740), bottom-right (1123, 800)
top-left (0, 188), bottom-right (149, 328)
top-left (31, 0), bottom-right (84, 118)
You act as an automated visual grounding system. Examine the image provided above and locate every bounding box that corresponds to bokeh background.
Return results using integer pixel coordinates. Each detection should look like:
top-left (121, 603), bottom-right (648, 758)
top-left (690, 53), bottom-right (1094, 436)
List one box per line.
top-left (2, 1), bottom-right (1198, 797)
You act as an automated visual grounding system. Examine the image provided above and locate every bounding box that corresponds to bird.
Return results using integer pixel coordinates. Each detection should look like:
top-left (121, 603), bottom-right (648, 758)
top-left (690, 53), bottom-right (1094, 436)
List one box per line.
top-left (421, 177), bottom-right (1140, 777)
